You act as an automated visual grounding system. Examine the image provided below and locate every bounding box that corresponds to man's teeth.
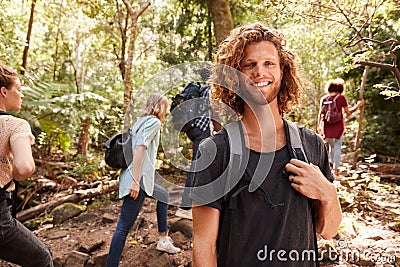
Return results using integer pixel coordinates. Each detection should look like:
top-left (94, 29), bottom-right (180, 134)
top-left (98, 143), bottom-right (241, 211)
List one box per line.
top-left (255, 81), bottom-right (271, 87)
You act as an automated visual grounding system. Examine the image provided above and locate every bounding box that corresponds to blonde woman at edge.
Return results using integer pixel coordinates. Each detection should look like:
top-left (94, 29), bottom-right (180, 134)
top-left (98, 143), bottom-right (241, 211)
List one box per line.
top-left (106, 94), bottom-right (180, 267)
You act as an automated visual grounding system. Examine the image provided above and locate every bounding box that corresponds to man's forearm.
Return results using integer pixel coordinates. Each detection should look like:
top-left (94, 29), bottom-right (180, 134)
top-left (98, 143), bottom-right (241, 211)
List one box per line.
top-left (193, 240), bottom-right (217, 267)
top-left (315, 184), bottom-right (342, 239)
top-left (192, 205), bottom-right (220, 267)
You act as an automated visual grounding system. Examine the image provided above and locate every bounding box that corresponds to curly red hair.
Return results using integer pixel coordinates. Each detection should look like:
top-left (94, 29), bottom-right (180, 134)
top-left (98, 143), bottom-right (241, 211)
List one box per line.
top-left (210, 22), bottom-right (305, 116)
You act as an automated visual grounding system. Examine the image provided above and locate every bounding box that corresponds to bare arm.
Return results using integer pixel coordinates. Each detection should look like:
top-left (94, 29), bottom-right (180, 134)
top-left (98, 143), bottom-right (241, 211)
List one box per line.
top-left (129, 145), bottom-right (146, 199)
top-left (285, 159), bottom-right (342, 239)
top-left (317, 99), bottom-right (324, 136)
top-left (344, 99), bottom-right (364, 116)
top-left (11, 137), bottom-right (35, 181)
top-left (192, 203), bottom-right (220, 267)
top-left (313, 189), bottom-right (342, 239)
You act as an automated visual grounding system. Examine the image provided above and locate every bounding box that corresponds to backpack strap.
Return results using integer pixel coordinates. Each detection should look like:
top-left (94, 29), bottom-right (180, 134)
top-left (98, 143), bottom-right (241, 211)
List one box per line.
top-left (224, 121), bottom-right (246, 195)
top-left (332, 94), bottom-right (340, 102)
top-left (224, 119), bottom-right (309, 193)
top-left (331, 94), bottom-right (340, 110)
top-left (219, 121), bottom-right (247, 230)
top-left (285, 119), bottom-right (320, 261)
top-left (284, 119), bottom-right (309, 163)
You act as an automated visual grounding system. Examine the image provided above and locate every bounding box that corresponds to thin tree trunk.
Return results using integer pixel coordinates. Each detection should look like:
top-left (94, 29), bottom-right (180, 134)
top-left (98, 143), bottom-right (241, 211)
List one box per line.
top-left (71, 61), bottom-right (80, 93)
top-left (352, 27), bottom-right (372, 167)
top-left (52, 0), bottom-right (63, 81)
top-left (115, 0), bottom-right (128, 81)
top-left (207, 6), bottom-right (213, 61)
top-left (21, 0), bottom-right (37, 75)
top-left (53, 25), bottom-right (61, 80)
top-left (207, 0), bottom-right (234, 45)
top-left (77, 117), bottom-right (90, 156)
top-left (353, 66), bottom-right (369, 167)
top-left (121, 0), bottom-right (150, 128)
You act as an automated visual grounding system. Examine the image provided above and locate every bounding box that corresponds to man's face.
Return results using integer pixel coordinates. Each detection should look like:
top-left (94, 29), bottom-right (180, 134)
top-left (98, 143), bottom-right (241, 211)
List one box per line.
top-left (239, 41), bottom-right (283, 106)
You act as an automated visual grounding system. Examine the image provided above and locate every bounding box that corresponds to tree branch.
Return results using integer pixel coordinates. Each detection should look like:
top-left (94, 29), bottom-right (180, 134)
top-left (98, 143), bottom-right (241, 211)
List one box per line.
top-left (17, 180), bottom-right (119, 222)
top-left (356, 61), bottom-right (400, 89)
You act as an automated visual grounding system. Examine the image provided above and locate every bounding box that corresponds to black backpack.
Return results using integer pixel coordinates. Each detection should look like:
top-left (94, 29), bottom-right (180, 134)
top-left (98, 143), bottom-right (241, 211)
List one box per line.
top-left (170, 82), bottom-right (209, 133)
top-left (320, 94), bottom-right (341, 124)
top-left (104, 129), bottom-right (133, 169)
top-left (104, 117), bottom-right (148, 169)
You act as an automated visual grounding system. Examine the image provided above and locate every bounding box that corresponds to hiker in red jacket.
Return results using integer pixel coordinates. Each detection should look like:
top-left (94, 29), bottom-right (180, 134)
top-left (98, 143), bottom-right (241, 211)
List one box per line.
top-left (318, 78), bottom-right (364, 176)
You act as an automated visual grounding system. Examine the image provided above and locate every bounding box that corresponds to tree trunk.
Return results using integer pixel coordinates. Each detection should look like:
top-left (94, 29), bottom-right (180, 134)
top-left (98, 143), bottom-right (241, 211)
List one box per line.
top-left (53, 22), bottom-right (61, 81)
top-left (207, 6), bottom-right (213, 61)
top-left (77, 117), bottom-right (91, 156)
top-left (207, 0), bottom-right (234, 46)
top-left (352, 66), bottom-right (369, 167)
top-left (21, 0), bottom-right (37, 75)
top-left (121, 0), bottom-right (150, 128)
top-left (115, 0), bottom-right (128, 81)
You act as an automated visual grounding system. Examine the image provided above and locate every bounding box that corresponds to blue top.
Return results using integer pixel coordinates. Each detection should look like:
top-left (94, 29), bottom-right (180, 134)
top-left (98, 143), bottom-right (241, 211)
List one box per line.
top-left (118, 115), bottom-right (161, 198)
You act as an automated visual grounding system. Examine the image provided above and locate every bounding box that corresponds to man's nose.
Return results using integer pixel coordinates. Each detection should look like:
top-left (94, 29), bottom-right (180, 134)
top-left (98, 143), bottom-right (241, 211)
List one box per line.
top-left (254, 64), bottom-right (265, 77)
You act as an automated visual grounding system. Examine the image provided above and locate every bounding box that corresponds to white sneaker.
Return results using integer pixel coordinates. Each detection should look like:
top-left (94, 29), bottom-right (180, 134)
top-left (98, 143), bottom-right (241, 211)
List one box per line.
top-left (175, 208), bottom-right (193, 220)
top-left (156, 236), bottom-right (181, 254)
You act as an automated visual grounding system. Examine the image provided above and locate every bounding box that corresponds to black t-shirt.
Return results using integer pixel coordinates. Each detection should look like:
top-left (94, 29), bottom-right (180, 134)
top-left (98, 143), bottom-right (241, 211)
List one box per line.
top-left (190, 121), bottom-right (333, 266)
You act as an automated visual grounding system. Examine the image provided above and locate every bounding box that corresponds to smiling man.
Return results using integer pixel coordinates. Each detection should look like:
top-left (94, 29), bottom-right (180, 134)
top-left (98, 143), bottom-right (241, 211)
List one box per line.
top-left (190, 23), bottom-right (342, 267)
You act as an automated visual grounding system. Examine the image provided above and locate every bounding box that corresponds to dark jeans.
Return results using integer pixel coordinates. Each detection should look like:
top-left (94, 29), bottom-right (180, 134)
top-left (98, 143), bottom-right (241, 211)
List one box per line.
top-left (180, 127), bottom-right (211, 209)
top-left (106, 183), bottom-right (169, 267)
top-left (0, 199), bottom-right (53, 267)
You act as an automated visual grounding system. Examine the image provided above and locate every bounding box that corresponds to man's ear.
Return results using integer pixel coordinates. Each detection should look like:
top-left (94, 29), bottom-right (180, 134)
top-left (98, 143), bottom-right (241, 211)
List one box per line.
top-left (0, 87), bottom-right (7, 97)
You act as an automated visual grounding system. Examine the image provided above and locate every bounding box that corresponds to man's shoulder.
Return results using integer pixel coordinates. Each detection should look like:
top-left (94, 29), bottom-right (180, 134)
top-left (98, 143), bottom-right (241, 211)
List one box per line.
top-left (200, 128), bottom-right (229, 149)
top-left (298, 125), bottom-right (319, 140)
top-left (197, 128), bottom-right (231, 167)
top-left (295, 123), bottom-right (329, 168)
top-left (295, 123), bottom-right (324, 152)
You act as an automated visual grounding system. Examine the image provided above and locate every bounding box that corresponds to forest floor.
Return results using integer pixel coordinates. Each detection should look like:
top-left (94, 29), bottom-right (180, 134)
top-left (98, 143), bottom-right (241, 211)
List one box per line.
top-left (1, 159), bottom-right (399, 267)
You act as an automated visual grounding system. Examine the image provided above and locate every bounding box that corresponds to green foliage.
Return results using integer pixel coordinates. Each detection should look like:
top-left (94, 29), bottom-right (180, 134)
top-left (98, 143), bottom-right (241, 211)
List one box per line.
top-left (0, 1), bottom-right (29, 68)
top-left (343, 47), bottom-right (400, 159)
top-left (156, 0), bottom-right (211, 64)
top-left (58, 154), bottom-right (102, 182)
top-left (379, 86), bottom-right (400, 99)
top-left (19, 79), bottom-right (116, 154)
top-left (361, 105), bottom-right (400, 158)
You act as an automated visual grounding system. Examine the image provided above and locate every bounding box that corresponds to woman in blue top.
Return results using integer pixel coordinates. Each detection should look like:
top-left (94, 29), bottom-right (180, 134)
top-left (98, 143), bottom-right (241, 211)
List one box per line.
top-left (106, 94), bottom-right (180, 267)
